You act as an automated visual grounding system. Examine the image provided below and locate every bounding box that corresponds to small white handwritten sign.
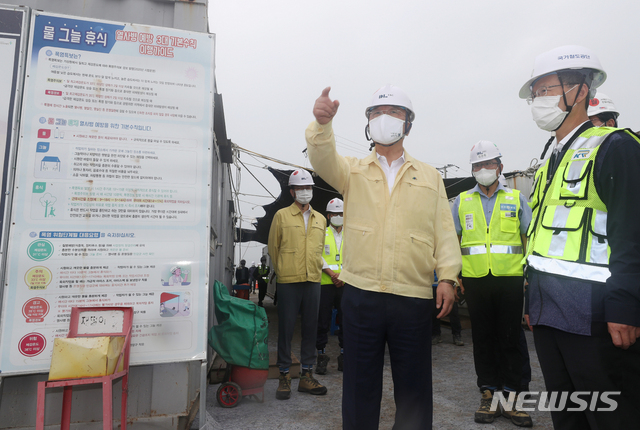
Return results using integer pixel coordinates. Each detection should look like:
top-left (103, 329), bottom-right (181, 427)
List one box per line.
top-left (77, 310), bottom-right (124, 334)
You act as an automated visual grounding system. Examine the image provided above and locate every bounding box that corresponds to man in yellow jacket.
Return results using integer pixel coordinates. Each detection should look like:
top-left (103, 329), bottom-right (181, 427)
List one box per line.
top-left (268, 169), bottom-right (327, 401)
top-left (306, 85), bottom-right (461, 430)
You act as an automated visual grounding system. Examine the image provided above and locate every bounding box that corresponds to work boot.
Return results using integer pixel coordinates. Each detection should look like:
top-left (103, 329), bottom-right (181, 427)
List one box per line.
top-left (276, 373), bottom-right (291, 400)
top-left (337, 353), bottom-right (344, 372)
top-left (298, 370), bottom-right (327, 395)
top-left (315, 354), bottom-right (330, 375)
top-left (501, 393), bottom-right (533, 427)
top-left (475, 389), bottom-right (501, 423)
top-left (453, 334), bottom-right (464, 346)
top-left (431, 334), bottom-right (442, 345)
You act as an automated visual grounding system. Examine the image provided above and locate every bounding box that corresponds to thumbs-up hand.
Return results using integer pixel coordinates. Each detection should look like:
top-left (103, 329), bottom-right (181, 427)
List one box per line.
top-left (313, 87), bottom-right (340, 125)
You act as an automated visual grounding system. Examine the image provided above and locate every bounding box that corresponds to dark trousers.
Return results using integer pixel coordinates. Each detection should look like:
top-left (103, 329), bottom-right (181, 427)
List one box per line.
top-left (534, 323), bottom-right (640, 430)
top-left (342, 284), bottom-right (433, 430)
top-left (316, 283), bottom-right (344, 350)
top-left (432, 285), bottom-right (461, 336)
top-left (519, 326), bottom-right (532, 391)
top-left (463, 274), bottom-right (523, 391)
top-left (257, 279), bottom-right (268, 303)
top-left (276, 282), bottom-right (321, 370)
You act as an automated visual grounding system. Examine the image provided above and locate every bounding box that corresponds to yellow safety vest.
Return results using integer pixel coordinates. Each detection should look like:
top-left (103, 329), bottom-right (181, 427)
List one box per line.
top-left (525, 127), bottom-right (640, 283)
top-left (321, 227), bottom-right (343, 285)
top-left (458, 188), bottom-right (524, 277)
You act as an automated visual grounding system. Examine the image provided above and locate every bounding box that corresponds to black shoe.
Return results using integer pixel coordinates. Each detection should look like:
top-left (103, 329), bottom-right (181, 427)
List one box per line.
top-left (337, 353), bottom-right (343, 372)
top-left (258, 301), bottom-right (263, 307)
top-left (316, 354), bottom-right (330, 375)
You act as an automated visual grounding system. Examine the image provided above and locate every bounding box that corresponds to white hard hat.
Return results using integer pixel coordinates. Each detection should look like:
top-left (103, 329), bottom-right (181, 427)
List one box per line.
top-left (170, 266), bottom-right (180, 274)
top-left (365, 84), bottom-right (415, 122)
top-left (587, 92), bottom-right (619, 118)
top-left (519, 45), bottom-right (606, 100)
top-left (326, 198), bottom-right (344, 213)
top-left (470, 140), bottom-right (502, 164)
top-left (288, 169), bottom-right (315, 186)
top-left (251, 261), bottom-right (255, 266)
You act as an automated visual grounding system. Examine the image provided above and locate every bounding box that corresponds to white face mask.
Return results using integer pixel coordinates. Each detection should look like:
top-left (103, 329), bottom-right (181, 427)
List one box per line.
top-left (369, 114), bottom-right (405, 145)
top-left (330, 215), bottom-right (343, 227)
top-left (530, 85), bottom-right (577, 131)
top-left (473, 168), bottom-right (499, 187)
top-left (294, 189), bottom-right (313, 205)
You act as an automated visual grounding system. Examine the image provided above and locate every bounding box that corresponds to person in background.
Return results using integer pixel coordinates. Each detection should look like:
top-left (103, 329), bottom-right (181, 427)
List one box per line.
top-left (587, 92), bottom-right (619, 128)
top-left (235, 259), bottom-right (249, 286)
top-left (307, 85), bottom-right (461, 430)
top-left (268, 169), bottom-right (328, 401)
top-left (452, 140), bottom-right (532, 427)
top-left (432, 271), bottom-right (464, 346)
top-left (248, 261), bottom-right (257, 294)
top-left (316, 198), bottom-right (345, 375)
top-left (521, 45), bottom-right (640, 430)
top-left (256, 255), bottom-right (271, 307)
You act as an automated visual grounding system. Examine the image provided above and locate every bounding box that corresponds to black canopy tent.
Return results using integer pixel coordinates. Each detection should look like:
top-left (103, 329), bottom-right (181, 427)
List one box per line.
top-left (236, 168), bottom-right (518, 245)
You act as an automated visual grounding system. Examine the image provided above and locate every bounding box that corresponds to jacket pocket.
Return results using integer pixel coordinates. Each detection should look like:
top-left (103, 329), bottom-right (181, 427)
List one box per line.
top-left (277, 248), bottom-right (298, 278)
top-left (398, 178), bottom-right (438, 227)
top-left (397, 231), bottom-right (435, 287)
top-left (559, 159), bottom-right (592, 200)
top-left (538, 205), bottom-right (587, 260)
top-left (344, 222), bottom-right (376, 275)
top-left (500, 212), bottom-right (518, 233)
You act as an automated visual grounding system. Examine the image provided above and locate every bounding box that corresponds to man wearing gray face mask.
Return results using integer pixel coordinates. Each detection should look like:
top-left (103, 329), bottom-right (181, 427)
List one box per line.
top-left (451, 140), bottom-right (533, 427)
top-left (521, 45), bottom-right (640, 429)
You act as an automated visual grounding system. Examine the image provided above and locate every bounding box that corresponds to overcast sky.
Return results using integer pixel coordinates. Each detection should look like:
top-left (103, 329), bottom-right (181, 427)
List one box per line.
top-left (207, 0), bottom-right (640, 264)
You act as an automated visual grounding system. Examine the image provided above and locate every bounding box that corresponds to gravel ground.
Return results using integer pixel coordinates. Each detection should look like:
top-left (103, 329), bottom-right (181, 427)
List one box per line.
top-left (195, 294), bottom-right (553, 430)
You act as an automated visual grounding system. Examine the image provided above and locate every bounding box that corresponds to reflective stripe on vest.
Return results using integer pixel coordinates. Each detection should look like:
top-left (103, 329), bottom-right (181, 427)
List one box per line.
top-left (258, 265), bottom-right (269, 280)
top-left (458, 188), bottom-right (524, 277)
top-left (460, 245), bottom-right (523, 255)
top-left (527, 255), bottom-right (611, 283)
top-left (525, 127), bottom-right (640, 283)
top-left (321, 227), bottom-right (343, 284)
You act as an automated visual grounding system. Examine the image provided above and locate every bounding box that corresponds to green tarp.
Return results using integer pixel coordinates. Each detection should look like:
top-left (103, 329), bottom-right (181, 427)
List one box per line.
top-left (208, 280), bottom-right (269, 370)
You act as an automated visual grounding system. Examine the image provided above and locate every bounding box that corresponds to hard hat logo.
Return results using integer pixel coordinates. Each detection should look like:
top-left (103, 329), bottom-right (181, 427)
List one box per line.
top-left (519, 45), bottom-right (606, 100)
top-left (288, 169), bottom-right (315, 186)
top-left (470, 140), bottom-right (502, 165)
top-left (589, 98), bottom-right (600, 107)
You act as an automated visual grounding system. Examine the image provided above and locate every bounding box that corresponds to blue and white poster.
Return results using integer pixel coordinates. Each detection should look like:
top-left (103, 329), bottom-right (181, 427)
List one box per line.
top-left (0, 11), bottom-right (214, 374)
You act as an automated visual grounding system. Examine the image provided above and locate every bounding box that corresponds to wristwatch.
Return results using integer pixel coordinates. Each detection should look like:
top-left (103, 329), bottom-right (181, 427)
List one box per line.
top-left (439, 279), bottom-right (458, 287)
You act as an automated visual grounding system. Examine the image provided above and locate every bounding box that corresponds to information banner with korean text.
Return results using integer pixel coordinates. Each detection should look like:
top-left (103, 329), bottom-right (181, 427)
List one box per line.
top-left (0, 11), bottom-right (214, 374)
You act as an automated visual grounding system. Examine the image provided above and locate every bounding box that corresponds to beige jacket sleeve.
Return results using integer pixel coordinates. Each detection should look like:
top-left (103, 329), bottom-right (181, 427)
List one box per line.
top-left (433, 175), bottom-right (462, 283)
top-left (267, 211), bottom-right (281, 275)
top-left (305, 120), bottom-right (350, 194)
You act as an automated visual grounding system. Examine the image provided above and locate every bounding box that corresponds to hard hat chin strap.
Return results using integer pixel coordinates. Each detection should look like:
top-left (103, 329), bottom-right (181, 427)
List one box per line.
top-left (555, 73), bottom-right (586, 131)
top-left (540, 73), bottom-right (587, 159)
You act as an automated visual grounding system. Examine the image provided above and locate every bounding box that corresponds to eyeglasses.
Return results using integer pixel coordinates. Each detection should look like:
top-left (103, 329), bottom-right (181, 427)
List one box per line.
top-left (472, 161), bottom-right (499, 170)
top-left (368, 107), bottom-right (406, 119)
top-left (527, 84), bottom-right (577, 104)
